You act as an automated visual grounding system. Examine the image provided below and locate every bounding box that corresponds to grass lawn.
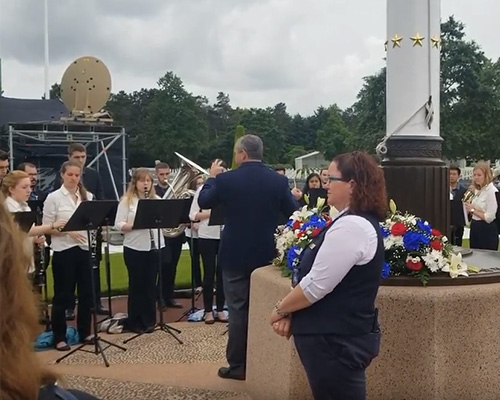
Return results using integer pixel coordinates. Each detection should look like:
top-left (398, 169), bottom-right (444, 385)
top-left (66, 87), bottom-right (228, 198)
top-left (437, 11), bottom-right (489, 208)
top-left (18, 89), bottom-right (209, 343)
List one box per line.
top-left (45, 250), bottom-right (193, 299)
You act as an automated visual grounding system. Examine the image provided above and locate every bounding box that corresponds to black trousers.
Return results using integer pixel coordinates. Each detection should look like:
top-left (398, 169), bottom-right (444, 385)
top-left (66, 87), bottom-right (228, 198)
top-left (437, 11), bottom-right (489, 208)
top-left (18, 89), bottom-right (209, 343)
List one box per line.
top-left (223, 268), bottom-right (251, 374)
top-left (199, 238), bottom-right (224, 312)
top-left (159, 234), bottom-right (185, 302)
top-left (123, 247), bottom-right (158, 331)
top-left (450, 225), bottom-right (464, 246)
top-left (470, 219), bottom-right (499, 250)
top-left (187, 237), bottom-right (202, 287)
top-left (294, 332), bottom-right (381, 400)
top-left (51, 247), bottom-right (92, 344)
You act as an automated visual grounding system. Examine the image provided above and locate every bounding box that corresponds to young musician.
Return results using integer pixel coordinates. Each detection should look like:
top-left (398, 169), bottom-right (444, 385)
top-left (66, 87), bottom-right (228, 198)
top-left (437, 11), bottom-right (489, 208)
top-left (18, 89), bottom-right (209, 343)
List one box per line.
top-left (186, 176), bottom-right (204, 292)
top-left (114, 168), bottom-right (165, 333)
top-left (189, 161), bottom-right (227, 324)
top-left (1, 171), bottom-right (65, 273)
top-left (0, 149), bottom-right (10, 183)
top-left (43, 161), bottom-right (94, 351)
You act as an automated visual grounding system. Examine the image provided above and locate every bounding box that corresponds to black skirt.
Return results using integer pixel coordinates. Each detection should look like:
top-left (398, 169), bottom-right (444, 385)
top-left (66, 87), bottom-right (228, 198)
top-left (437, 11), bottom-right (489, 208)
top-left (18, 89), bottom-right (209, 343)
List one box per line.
top-left (470, 219), bottom-right (499, 250)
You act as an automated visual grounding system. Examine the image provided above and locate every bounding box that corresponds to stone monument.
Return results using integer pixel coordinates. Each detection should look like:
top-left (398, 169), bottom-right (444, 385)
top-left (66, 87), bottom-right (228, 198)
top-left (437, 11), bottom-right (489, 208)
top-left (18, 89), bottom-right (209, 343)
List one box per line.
top-left (377, 0), bottom-right (450, 236)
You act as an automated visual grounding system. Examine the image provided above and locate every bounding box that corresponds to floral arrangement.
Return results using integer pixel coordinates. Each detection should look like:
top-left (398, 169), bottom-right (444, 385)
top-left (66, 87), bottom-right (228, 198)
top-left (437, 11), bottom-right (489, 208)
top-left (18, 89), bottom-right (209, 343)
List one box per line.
top-left (381, 200), bottom-right (478, 285)
top-left (272, 197), bottom-right (331, 283)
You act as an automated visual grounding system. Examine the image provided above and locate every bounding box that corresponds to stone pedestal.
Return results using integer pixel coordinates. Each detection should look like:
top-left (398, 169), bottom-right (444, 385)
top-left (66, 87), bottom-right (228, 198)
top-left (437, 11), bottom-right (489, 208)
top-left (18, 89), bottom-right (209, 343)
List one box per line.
top-left (246, 265), bottom-right (500, 400)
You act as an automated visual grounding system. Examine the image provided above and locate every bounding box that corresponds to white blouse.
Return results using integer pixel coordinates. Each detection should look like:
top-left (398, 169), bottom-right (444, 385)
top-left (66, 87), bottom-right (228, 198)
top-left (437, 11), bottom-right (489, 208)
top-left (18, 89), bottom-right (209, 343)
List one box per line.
top-left (188, 186), bottom-right (221, 240)
top-left (114, 195), bottom-right (166, 251)
top-left (471, 183), bottom-right (498, 223)
top-left (43, 186), bottom-right (94, 252)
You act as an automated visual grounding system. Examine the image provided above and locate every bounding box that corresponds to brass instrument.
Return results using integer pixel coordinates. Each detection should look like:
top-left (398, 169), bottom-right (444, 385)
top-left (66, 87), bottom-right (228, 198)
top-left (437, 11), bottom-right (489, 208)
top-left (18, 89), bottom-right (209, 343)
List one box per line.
top-left (462, 188), bottom-right (476, 203)
top-left (161, 152), bottom-right (209, 238)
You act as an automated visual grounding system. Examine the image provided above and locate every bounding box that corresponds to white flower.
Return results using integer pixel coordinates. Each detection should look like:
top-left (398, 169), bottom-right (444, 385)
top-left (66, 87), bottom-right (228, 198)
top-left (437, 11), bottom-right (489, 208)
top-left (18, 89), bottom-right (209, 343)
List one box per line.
top-left (422, 250), bottom-right (447, 273)
top-left (442, 236), bottom-right (448, 243)
top-left (384, 235), bottom-right (404, 249)
top-left (442, 253), bottom-right (468, 278)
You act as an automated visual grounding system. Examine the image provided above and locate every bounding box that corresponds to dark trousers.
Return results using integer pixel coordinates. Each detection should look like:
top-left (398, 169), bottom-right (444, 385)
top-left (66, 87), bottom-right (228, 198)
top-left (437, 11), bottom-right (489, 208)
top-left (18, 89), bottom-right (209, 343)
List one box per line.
top-left (159, 234), bottom-right (185, 302)
top-left (294, 332), bottom-right (381, 400)
top-left (67, 264), bottom-right (102, 310)
top-left (223, 268), bottom-right (251, 373)
top-left (199, 238), bottom-right (224, 312)
top-left (51, 247), bottom-right (92, 344)
top-left (450, 225), bottom-right (464, 246)
top-left (123, 247), bottom-right (158, 331)
top-left (187, 237), bottom-right (202, 287)
top-left (470, 219), bottom-right (499, 250)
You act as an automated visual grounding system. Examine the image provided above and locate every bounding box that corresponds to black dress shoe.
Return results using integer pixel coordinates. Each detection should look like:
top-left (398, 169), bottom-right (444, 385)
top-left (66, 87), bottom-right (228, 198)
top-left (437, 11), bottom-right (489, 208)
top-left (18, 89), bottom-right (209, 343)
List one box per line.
top-left (65, 309), bottom-right (75, 321)
top-left (166, 300), bottom-right (183, 309)
top-left (217, 366), bottom-right (245, 381)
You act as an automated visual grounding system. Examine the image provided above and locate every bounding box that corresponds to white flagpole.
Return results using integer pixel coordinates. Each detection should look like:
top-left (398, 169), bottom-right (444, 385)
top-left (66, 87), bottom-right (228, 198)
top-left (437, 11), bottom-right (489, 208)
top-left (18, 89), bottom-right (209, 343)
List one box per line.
top-left (43, 0), bottom-right (49, 99)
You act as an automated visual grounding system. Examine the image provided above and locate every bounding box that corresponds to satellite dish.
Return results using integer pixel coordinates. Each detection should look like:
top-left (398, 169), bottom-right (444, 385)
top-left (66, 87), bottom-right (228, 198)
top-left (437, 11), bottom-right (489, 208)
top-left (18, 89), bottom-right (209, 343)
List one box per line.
top-left (60, 56), bottom-right (111, 115)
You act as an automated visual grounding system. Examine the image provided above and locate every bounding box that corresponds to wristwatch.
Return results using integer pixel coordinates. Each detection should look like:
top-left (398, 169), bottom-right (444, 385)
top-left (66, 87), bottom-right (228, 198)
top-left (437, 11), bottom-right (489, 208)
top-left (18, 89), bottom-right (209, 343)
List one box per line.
top-left (471, 208), bottom-right (475, 213)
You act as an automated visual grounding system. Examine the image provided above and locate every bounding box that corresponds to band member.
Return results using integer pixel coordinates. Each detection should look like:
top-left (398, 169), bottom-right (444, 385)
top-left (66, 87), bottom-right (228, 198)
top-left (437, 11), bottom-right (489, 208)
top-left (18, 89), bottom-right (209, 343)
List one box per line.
top-left (114, 168), bottom-right (164, 333)
top-left (186, 176), bottom-right (204, 292)
top-left (0, 149), bottom-right (9, 183)
top-left (43, 161), bottom-right (94, 351)
top-left (465, 162), bottom-right (499, 250)
top-left (1, 171), bottom-right (65, 273)
top-left (189, 161), bottom-right (227, 324)
top-left (54, 143), bottom-right (107, 317)
top-left (449, 165), bottom-right (466, 246)
top-left (198, 134), bottom-right (299, 380)
top-left (17, 162), bottom-right (48, 202)
top-left (154, 162), bottom-right (183, 309)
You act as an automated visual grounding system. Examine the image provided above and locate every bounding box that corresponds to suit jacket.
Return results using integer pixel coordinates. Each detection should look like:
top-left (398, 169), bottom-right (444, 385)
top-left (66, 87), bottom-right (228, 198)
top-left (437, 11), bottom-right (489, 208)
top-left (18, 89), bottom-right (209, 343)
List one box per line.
top-left (53, 166), bottom-right (104, 199)
top-left (451, 184), bottom-right (467, 226)
top-left (198, 161), bottom-right (299, 272)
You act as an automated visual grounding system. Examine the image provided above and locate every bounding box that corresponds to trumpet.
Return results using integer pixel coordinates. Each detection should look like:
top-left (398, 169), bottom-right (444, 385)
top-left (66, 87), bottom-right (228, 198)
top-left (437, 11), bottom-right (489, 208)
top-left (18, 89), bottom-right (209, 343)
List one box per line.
top-left (462, 188), bottom-right (476, 203)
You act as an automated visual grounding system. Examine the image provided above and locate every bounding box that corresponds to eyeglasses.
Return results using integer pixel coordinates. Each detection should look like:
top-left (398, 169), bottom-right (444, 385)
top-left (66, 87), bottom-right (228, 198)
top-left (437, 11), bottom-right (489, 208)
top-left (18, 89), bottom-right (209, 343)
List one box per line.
top-left (328, 176), bottom-right (345, 182)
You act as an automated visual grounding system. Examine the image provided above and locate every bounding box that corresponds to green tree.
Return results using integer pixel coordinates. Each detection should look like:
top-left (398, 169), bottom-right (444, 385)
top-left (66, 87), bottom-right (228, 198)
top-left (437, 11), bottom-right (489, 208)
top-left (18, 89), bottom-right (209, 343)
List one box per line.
top-left (230, 125), bottom-right (246, 169)
top-left (316, 106), bottom-right (353, 159)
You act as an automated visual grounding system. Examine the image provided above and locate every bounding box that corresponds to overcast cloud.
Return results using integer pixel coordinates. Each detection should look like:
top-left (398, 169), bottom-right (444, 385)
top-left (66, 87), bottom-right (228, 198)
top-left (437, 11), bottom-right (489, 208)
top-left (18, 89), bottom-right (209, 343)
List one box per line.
top-left (0, 0), bottom-right (497, 115)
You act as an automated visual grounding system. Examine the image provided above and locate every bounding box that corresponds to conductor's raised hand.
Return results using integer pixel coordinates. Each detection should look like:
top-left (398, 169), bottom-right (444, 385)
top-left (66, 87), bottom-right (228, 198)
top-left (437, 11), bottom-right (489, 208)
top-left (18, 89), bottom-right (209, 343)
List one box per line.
top-left (209, 159), bottom-right (225, 178)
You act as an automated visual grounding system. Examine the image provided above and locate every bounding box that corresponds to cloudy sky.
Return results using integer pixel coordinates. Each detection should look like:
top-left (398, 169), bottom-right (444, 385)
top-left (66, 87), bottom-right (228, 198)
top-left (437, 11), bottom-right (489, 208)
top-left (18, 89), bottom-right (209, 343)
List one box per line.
top-left (0, 0), bottom-right (497, 115)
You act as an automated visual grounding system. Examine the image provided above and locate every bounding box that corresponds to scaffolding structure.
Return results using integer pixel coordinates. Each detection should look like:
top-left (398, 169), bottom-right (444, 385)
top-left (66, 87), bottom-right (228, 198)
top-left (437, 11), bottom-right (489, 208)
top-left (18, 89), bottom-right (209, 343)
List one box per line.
top-left (7, 121), bottom-right (127, 199)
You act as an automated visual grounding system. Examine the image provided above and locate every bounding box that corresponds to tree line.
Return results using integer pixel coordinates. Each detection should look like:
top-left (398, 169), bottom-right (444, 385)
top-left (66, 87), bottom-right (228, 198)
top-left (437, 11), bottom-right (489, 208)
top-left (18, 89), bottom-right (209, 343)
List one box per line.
top-left (49, 16), bottom-right (500, 168)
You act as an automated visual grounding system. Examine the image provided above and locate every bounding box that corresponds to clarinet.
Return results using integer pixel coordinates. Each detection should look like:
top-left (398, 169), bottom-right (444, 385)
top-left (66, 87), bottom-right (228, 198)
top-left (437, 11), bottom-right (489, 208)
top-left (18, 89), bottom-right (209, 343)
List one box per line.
top-left (33, 201), bottom-right (46, 289)
top-left (144, 188), bottom-right (157, 251)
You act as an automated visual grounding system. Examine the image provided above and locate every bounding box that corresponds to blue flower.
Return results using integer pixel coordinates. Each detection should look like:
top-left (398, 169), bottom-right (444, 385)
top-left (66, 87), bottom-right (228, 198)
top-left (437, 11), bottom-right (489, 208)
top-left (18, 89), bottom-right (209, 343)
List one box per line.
top-left (301, 215), bottom-right (327, 232)
top-left (380, 225), bottom-right (390, 238)
top-left (403, 231), bottom-right (430, 251)
top-left (416, 219), bottom-right (431, 235)
top-left (381, 262), bottom-right (391, 279)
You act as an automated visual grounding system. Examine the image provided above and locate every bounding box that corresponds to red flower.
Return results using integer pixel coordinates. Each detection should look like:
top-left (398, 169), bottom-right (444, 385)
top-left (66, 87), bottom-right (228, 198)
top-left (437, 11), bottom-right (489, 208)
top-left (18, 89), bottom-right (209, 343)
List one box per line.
top-left (292, 221), bottom-right (301, 230)
top-left (430, 240), bottom-right (443, 251)
top-left (297, 231), bottom-right (305, 238)
top-left (431, 228), bottom-right (442, 237)
top-left (390, 222), bottom-right (407, 236)
top-left (406, 259), bottom-right (424, 271)
top-left (311, 227), bottom-right (322, 237)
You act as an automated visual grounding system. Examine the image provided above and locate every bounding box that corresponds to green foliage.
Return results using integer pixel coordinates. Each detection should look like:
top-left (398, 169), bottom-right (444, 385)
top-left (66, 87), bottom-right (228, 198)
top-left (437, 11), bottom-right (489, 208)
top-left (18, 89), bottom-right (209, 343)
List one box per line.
top-left (316, 105), bottom-right (353, 159)
top-left (230, 125), bottom-right (246, 169)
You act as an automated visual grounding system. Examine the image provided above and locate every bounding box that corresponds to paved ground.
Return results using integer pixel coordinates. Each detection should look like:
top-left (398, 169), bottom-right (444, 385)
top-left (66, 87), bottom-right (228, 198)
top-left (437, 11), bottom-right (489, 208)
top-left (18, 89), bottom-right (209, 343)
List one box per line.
top-left (38, 296), bottom-right (252, 399)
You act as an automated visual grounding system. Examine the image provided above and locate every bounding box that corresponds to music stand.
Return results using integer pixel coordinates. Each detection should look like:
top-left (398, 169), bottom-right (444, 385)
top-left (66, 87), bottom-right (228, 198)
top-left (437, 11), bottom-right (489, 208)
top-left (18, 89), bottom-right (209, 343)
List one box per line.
top-left (96, 202), bottom-right (119, 325)
top-left (307, 188), bottom-right (328, 210)
top-left (207, 205), bottom-right (228, 336)
top-left (123, 198), bottom-right (192, 345)
top-left (55, 200), bottom-right (126, 367)
top-left (13, 211), bottom-right (36, 233)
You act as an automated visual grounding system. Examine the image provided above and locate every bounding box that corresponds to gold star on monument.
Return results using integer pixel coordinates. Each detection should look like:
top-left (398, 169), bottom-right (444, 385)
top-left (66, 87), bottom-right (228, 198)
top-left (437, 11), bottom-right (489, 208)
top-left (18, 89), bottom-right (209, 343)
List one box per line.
top-left (391, 34), bottom-right (403, 48)
top-left (430, 36), bottom-right (441, 48)
top-left (384, 40), bottom-right (388, 51)
top-left (410, 33), bottom-right (425, 47)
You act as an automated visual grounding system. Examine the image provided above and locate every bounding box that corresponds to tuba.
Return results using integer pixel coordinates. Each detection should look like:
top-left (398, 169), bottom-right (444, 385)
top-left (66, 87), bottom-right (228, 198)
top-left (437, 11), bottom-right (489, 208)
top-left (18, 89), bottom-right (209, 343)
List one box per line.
top-left (161, 152), bottom-right (209, 238)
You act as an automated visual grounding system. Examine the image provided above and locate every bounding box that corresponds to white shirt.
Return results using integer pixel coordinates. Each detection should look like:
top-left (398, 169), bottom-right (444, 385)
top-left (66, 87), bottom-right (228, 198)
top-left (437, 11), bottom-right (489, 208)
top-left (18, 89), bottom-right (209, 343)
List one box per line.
top-left (299, 211), bottom-right (379, 304)
top-left (189, 186), bottom-right (221, 240)
top-left (114, 195), bottom-right (166, 251)
top-left (43, 186), bottom-right (94, 252)
top-left (5, 196), bottom-right (35, 273)
top-left (471, 183), bottom-right (498, 223)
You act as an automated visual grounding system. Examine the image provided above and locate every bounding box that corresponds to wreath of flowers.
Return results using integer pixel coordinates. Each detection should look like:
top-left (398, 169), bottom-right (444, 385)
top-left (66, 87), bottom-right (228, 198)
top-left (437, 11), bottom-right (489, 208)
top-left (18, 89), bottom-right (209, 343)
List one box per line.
top-left (381, 200), bottom-right (478, 285)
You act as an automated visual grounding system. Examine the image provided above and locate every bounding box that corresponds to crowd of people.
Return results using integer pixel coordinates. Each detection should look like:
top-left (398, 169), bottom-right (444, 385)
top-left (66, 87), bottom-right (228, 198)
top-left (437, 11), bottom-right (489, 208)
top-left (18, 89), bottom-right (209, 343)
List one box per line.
top-left (3, 137), bottom-right (500, 400)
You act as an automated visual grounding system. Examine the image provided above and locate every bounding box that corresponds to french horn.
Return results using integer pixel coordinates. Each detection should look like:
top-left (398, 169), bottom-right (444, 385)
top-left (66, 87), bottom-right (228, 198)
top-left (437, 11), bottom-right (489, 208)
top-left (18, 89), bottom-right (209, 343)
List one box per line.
top-left (161, 152), bottom-right (209, 238)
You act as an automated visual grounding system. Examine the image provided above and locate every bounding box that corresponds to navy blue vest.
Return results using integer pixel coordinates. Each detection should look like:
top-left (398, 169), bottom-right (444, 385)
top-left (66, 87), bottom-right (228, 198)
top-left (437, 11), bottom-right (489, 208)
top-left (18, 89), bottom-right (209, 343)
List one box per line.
top-left (291, 211), bottom-right (384, 335)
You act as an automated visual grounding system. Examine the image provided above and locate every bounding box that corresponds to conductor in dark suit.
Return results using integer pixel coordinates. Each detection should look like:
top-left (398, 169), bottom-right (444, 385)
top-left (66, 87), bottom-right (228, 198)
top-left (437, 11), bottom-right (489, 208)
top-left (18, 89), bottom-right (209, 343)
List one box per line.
top-left (198, 134), bottom-right (299, 380)
top-left (450, 165), bottom-right (467, 246)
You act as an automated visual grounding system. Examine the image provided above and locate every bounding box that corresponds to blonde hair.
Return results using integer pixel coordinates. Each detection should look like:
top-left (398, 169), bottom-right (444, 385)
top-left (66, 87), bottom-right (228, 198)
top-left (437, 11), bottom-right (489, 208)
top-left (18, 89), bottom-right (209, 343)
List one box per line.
top-left (60, 161), bottom-right (88, 201)
top-left (0, 197), bottom-right (58, 399)
top-left (473, 161), bottom-right (493, 190)
top-left (1, 170), bottom-right (30, 198)
top-left (123, 168), bottom-right (156, 205)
